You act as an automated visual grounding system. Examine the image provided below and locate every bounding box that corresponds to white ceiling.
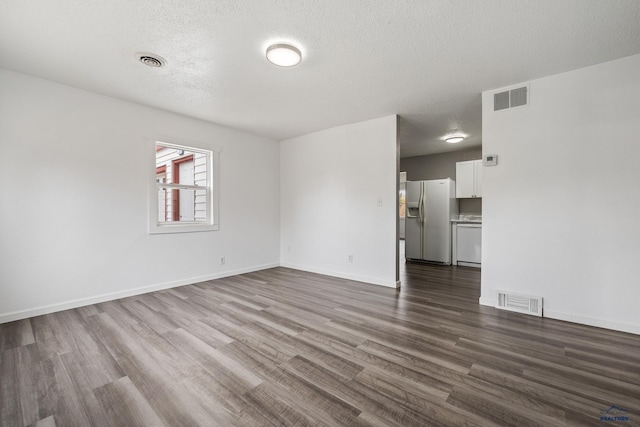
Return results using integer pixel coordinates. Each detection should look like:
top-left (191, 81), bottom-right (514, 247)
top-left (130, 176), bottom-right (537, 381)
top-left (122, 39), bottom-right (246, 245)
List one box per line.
top-left (1, 1), bottom-right (639, 158)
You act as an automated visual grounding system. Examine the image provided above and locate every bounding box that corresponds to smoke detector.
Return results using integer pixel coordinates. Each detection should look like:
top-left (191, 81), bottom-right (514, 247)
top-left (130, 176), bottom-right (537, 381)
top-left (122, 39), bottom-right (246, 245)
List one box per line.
top-left (136, 53), bottom-right (166, 68)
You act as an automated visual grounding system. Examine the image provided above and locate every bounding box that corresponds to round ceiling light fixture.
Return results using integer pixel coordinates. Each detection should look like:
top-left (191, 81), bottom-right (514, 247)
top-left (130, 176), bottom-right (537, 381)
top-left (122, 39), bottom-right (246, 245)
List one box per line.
top-left (136, 53), bottom-right (166, 68)
top-left (266, 43), bottom-right (302, 67)
top-left (445, 136), bottom-right (465, 144)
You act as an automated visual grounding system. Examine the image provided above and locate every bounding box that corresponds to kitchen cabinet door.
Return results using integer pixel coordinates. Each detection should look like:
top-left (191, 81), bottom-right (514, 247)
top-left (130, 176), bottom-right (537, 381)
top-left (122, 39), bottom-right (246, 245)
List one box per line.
top-left (456, 224), bottom-right (482, 265)
top-left (474, 160), bottom-right (482, 197)
top-left (456, 160), bottom-right (481, 198)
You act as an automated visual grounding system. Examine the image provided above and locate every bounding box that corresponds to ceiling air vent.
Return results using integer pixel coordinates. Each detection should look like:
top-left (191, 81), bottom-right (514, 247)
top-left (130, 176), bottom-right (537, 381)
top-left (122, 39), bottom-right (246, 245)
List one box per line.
top-left (496, 291), bottom-right (542, 317)
top-left (136, 53), bottom-right (166, 68)
top-left (493, 86), bottom-right (528, 111)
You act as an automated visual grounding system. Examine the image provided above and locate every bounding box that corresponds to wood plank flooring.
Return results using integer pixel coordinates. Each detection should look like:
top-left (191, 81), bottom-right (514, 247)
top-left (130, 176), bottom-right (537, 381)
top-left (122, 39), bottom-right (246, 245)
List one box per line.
top-left (2, 263), bottom-right (640, 426)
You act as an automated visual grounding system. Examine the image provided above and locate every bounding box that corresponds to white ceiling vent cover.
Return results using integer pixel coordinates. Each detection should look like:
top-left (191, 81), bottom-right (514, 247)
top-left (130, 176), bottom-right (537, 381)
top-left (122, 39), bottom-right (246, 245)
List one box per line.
top-left (136, 53), bottom-right (166, 68)
top-left (493, 86), bottom-right (529, 111)
top-left (496, 291), bottom-right (542, 317)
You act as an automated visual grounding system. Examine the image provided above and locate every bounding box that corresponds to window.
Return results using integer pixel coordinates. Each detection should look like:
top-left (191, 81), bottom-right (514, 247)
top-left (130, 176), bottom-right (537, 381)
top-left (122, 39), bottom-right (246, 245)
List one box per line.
top-left (149, 141), bottom-right (219, 234)
top-left (399, 186), bottom-right (406, 218)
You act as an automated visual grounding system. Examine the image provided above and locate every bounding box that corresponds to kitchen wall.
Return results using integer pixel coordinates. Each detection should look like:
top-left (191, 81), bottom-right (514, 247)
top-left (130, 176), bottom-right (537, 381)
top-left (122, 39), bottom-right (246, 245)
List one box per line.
top-left (280, 116), bottom-right (399, 287)
top-left (0, 68), bottom-right (281, 322)
top-left (481, 53), bottom-right (640, 334)
top-left (401, 148), bottom-right (481, 181)
top-left (400, 149), bottom-right (482, 215)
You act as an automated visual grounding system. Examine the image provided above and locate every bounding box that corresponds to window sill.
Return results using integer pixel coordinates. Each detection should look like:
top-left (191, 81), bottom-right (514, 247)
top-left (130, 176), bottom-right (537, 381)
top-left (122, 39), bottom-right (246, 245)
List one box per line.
top-left (148, 222), bottom-right (219, 234)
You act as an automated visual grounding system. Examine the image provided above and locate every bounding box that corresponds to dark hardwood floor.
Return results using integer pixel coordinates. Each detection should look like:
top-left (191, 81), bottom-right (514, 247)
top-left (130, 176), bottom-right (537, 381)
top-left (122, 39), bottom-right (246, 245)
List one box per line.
top-left (2, 260), bottom-right (640, 426)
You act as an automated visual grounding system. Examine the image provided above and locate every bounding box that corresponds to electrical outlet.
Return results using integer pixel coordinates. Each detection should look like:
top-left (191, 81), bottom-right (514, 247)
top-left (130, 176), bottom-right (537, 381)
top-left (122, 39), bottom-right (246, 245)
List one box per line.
top-left (348, 254), bottom-right (353, 263)
top-left (220, 256), bottom-right (225, 265)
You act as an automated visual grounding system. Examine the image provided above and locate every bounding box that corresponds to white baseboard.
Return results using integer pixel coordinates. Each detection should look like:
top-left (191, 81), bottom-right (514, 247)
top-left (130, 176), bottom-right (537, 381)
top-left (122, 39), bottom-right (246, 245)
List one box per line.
top-left (457, 261), bottom-right (481, 268)
top-left (544, 310), bottom-right (640, 336)
top-left (479, 297), bottom-right (496, 307)
top-left (0, 263), bottom-right (279, 324)
top-left (480, 297), bottom-right (640, 336)
top-left (280, 263), bottom-right (398, 288)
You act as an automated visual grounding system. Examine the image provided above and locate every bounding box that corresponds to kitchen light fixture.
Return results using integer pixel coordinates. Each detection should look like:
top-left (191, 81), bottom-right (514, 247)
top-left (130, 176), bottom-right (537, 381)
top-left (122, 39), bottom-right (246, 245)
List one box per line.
top-left (443, 123), bottom-right (466, 144)
top-left (445, 136), bottom-right (465, 144)
top-left (266, 43), bottom-right (302, 67)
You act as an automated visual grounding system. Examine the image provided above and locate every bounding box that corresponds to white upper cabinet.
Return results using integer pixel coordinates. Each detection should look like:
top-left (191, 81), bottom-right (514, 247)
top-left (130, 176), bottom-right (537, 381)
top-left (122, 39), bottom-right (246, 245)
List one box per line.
top-left (456, 160), bottom-right (482, 198)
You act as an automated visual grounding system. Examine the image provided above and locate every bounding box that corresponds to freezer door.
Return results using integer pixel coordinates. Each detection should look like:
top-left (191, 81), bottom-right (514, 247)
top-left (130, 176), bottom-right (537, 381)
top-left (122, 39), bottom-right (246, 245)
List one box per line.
top-left (423, 180), bottom-right (452, 263)
top-left (405, 217), bottom-right (423, 260)
top-left (405, 181), bottom-right (422, 219)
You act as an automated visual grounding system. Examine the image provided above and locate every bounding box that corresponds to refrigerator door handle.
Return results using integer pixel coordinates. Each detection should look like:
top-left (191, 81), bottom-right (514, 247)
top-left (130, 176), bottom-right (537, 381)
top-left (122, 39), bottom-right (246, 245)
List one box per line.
top-left (418, 187), bottom-right (424, 223)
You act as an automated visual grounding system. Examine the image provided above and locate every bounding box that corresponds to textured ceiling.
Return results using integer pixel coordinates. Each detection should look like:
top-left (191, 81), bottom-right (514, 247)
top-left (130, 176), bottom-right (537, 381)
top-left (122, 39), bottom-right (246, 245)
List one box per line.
top-left (1, 0), bottom-right (639, 157)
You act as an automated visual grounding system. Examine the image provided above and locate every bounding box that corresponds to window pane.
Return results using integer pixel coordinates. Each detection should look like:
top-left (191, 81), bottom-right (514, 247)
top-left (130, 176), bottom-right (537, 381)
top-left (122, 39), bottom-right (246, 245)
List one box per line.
top-left (156, 168), bottom-right (167, 221)
top-left (155, 187), bottom-right (208, 223)
top-left (155, 144), bottom-right (207, 186)
top-left (158, 188), bottom-right (168, 221)
top-left (156, 143), bottom-right (210, 224)
top-left (399, 187), bottom-right (406, 218)
top-left (194, 188), bottom-right (207, 221)
top-left (174, 188), bottom-right (196, 222)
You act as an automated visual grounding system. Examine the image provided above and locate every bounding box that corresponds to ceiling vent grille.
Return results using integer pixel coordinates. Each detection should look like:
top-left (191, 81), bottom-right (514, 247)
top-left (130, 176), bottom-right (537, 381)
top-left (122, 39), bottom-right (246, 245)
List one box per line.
top-left (493, 86), bottom-right (528, 111)
top-left (136, 53), bottom-right (166, 68)
top-left (496, 291), bottom-right (542, 317)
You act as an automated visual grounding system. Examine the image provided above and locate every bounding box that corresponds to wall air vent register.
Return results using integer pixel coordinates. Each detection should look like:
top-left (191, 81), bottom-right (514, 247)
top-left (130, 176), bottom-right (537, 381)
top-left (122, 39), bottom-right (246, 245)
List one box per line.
top-left (493, 86), bottom-right (529, 111)
top-left (496, 291), bottom-right (543, 317)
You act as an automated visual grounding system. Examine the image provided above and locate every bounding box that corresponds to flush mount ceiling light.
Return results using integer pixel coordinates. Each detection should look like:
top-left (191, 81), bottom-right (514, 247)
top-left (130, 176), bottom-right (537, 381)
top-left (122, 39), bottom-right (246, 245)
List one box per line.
top-left (445, 136), bottom-right (465, 144)
top-left (444, 124), bottom-right (466, 144)
top-left (266, 43), bottom-right (302, 67)
top-left (136, 52), bottom-right (166, 68)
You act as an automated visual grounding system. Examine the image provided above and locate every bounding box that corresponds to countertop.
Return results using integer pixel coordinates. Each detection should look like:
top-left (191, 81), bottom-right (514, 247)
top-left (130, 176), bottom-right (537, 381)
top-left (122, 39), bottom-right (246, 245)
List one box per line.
top-left (451, 215), bottom-right (482, 224)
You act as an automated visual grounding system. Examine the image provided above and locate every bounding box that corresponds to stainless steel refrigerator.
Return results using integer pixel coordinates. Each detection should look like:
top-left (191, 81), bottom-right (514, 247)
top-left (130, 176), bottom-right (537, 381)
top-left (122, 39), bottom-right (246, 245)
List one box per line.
top-left (405, 178), bottom-right (458, 264)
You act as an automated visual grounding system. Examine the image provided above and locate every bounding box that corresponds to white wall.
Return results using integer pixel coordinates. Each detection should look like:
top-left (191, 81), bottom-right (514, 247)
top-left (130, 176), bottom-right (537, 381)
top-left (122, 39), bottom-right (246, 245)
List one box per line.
top-left (280, 116), bottom-right (399, 288)
top-left (481, 54), bottom-right (640, 334)
top-left (0, 68), bottom-right (280, 322)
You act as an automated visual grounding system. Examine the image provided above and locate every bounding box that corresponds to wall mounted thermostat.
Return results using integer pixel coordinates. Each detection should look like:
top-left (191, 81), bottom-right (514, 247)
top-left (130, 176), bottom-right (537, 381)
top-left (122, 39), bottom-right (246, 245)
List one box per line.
top-left (483, 154), bottom-right (498, 166)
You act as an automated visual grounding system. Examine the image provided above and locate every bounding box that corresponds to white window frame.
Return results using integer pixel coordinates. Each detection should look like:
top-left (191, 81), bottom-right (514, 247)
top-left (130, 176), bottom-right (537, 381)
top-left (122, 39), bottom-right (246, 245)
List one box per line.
top-left (148, 139), bottom-right (220, 234)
